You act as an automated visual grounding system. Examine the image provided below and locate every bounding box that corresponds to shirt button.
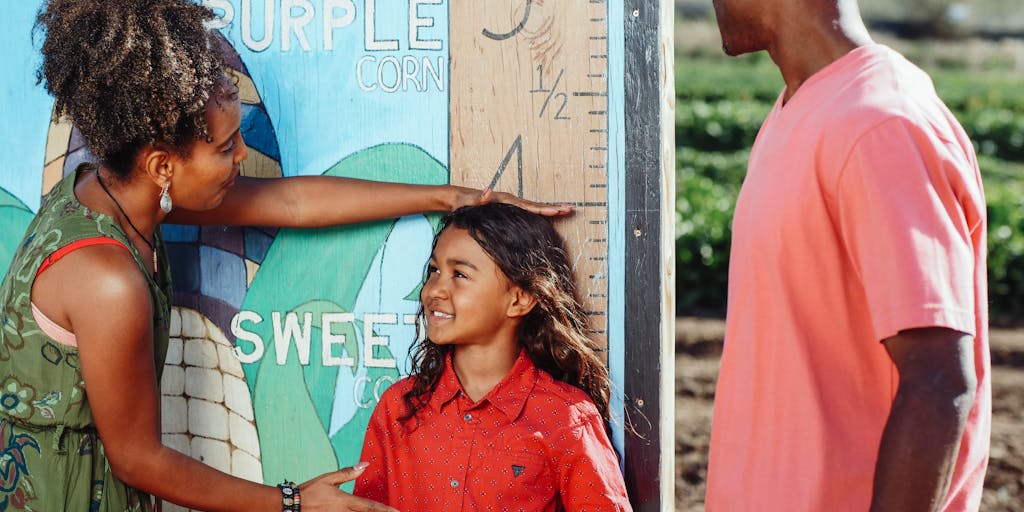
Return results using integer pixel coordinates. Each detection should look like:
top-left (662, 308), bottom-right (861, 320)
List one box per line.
top-left (463, 413), bottom-right (472, 421)
top-left (450, 479), bottom-right (459, 488)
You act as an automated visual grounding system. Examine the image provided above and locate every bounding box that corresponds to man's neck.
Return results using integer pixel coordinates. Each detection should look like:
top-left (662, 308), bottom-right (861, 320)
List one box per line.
top-left (768, 0), bottom-right (873, 103)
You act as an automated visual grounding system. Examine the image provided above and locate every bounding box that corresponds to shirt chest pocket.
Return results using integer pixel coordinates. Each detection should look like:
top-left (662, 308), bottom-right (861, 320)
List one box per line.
top-left (473, 447), bottom-right (556, 501)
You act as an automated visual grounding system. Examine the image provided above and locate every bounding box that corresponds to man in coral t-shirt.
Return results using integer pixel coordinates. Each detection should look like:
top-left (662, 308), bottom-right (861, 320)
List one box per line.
top-left (704, 1), bottom-right (990, 511)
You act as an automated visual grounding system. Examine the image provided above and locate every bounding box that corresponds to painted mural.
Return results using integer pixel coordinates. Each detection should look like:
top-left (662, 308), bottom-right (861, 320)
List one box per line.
top-left (0, 2), bottom-right (626, 508)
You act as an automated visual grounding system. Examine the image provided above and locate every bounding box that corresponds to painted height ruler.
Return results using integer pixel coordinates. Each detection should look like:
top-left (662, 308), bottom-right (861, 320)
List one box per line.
top-left (449, 0), bottom-right (610, 347)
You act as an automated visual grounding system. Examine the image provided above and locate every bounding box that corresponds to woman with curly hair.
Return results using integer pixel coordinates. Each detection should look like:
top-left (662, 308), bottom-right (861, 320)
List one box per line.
top-left (0, 1), bottom-right (567, 510)
top-left (354, 203), bottom-right (631, 511)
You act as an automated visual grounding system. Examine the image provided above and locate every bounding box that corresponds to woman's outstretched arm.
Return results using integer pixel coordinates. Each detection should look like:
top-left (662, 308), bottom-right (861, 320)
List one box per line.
top-left (167, 176), bottom-right (572, 228)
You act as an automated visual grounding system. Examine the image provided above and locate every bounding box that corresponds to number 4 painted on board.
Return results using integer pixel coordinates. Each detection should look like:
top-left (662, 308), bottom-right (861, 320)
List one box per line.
top-left (488, 135), bottom-right (524, 197)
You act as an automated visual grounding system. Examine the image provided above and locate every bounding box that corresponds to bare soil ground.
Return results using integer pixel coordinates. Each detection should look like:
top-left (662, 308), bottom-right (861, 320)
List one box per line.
top-left (675, 317), bottom-right (1024, 511)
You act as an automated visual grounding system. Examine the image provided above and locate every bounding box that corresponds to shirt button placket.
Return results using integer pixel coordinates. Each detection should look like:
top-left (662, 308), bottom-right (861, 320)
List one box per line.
top-left (453, 400), bottom-right (472, 507)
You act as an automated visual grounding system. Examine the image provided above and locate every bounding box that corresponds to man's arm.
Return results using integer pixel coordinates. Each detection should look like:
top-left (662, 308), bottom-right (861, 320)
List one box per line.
top-left (870, 327), bottom-right (977, 512)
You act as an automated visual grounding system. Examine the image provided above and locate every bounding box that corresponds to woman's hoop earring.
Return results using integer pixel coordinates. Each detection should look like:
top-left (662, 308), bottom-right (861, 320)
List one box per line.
top-left (159, 181), bottom-right (173, 213)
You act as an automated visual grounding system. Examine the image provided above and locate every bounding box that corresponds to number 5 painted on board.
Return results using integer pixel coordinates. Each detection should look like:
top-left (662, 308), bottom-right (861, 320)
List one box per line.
top-left (481, 0), bottom-right (533, 40)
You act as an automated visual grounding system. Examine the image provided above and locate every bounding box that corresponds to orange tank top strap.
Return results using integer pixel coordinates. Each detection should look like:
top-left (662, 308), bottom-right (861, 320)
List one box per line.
top-left (36, 236), bottom-right (130, 276)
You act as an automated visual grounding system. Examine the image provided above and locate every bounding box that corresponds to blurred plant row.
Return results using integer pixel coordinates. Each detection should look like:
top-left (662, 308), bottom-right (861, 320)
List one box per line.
top-left (675, 52), bottom-right (1024, 325)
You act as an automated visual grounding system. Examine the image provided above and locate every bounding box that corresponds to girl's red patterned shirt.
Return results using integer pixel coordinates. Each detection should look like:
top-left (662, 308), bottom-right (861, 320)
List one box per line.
top-left (354, 350), bottom-right (632, 511)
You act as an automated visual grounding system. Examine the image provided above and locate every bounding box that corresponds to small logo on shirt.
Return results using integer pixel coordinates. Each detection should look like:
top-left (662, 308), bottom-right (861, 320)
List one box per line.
top-left (511, 464), bottom-right (525, 477)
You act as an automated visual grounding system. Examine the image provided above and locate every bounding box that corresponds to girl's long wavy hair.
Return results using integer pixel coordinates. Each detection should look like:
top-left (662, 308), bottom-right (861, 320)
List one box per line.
top-left (400, 203), bottom-right (611, 426)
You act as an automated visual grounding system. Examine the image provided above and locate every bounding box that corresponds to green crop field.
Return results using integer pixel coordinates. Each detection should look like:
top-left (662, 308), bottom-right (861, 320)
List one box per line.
top-left (673, 22), bottom-right (1024, 324)
top-left (676, 0), bottom-right (1024, 32)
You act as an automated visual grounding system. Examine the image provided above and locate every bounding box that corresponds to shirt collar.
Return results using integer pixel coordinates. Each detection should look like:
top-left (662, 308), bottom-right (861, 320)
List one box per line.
top-left (431, 352), bottom-right (463, 410)
top-left (430, 350), bottom-right (539, 422)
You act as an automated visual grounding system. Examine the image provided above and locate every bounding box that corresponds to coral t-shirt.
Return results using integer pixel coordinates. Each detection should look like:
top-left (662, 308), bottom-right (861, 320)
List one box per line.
top-left (706, 44), bottom-right (990, 511)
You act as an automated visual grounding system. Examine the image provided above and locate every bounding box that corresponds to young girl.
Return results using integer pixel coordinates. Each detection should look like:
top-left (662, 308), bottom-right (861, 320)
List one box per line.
top-left (354, 203), bottom-right (632, 511)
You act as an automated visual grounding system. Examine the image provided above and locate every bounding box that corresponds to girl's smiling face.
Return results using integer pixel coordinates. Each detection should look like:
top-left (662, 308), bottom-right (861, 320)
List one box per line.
top-left (420, 227), bottom-right (525, 347)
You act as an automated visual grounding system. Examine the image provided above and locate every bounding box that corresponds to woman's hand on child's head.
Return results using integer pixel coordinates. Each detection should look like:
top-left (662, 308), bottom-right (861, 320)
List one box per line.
top-left (299, 463), bottom-right (400, 512)
top-left (452, 186), bottom-right (574, 216)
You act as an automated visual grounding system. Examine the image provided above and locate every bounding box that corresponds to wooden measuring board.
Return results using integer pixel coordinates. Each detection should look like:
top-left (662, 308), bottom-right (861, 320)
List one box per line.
top-left (449, 0), bottom-right (611, 347)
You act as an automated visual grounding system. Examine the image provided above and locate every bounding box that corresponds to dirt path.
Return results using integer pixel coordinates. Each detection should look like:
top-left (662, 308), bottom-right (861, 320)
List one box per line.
top-left (675, 318), bottom-right (1024, 511)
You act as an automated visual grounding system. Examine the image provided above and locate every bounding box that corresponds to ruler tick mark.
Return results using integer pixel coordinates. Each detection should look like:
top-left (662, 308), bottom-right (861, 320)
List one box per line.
top-left (561, 201), bottom-right (605, 206)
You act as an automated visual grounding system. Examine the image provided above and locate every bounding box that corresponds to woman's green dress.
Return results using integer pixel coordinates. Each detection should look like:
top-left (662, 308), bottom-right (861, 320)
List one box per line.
top-left (0, 164), bottom-right (171, 511)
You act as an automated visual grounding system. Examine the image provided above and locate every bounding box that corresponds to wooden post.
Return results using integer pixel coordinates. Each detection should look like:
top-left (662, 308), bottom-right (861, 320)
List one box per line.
top-left (621, 1), bottom-right (675, 509)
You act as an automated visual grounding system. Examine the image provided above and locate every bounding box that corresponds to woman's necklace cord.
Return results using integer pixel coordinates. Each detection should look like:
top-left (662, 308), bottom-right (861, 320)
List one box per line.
top-left (95, 170), bottom-right (158, 274)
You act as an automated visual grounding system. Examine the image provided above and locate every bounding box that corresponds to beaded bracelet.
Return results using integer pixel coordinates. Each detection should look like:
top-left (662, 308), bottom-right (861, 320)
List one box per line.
top-left (277, 480), bottom-right (301, 512)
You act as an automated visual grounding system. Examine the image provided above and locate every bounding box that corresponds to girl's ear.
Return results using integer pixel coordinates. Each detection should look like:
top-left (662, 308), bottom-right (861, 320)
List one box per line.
top-left (507, 287), bottom-right (537, 318)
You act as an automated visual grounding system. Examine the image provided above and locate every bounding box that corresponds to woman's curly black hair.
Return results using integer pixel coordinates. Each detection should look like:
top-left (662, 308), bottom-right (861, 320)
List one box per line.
top-left (34, 0), bottom-right (226, 179)
top-left (400, 203), bottom-right (612, 426)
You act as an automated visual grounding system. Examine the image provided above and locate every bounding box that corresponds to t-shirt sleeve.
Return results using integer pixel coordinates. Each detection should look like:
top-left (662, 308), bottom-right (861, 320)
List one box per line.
top-left (835, 116), bottom-right (981, 341)
top-left (553, 405), bottom-right (633, 512)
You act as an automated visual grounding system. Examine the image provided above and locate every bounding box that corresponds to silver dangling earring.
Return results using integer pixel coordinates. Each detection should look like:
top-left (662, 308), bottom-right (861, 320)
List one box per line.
top-left (159, 181), bottom-right (173, 213)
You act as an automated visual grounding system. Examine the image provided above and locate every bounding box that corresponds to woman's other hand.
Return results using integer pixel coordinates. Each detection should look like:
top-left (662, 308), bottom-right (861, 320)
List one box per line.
top-left (299, 463), bottom-right (399, 512)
